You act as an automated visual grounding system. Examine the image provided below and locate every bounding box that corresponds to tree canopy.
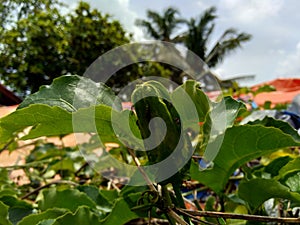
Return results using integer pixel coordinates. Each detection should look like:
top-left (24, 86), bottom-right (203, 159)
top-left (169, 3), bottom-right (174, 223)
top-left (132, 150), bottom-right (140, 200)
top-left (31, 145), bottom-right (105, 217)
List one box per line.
top-left (0, 2), bottom-right (252, 96)
top-left (0, 0), bottom-right (130, 96)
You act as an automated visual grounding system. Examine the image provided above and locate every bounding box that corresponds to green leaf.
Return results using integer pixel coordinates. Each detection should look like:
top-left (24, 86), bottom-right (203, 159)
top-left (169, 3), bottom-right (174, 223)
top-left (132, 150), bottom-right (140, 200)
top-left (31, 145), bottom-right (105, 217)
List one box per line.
top-left (49, 158), bottom-right (75, 172)
top-left (190, 125), bottom-right (300, 193)
top-left (52, 206), bottom-right (100, 225)
top-left (248, 116), bottom-right (300, 142)
top-left (223, 96), bottom-right (246, 127)
top-left (173, 80), bottom-right (210, 123)
top-left (0, 104), bottom-right (137, 149)
top-left (76, 185), bottom-right (112, 212)
top-left (100, 192), bottom-right (148, 225)
top-left (238, 178), bottom-right (300, 210)
top-left (37, 220), bottom-right (55, 225)
top-left (253, 84), bottom-right (276, 96)
top-left (264, 156), bottom-right (293, 177)
top-left (0, 192), bottom-right (17, 201)
top-left (38, 188), bottom-right (96, 212)
top-left (99, 190), bottom-right (119, 203)
top-left (275, 158), bottom-right (300, 181)
top-left (1, 196), bottom-right (34, 225)
top-left (285, 172), bottom-right (300, 193)
top-left (18, 75), bottom-right (122, 111)
top-left (9, 207), bottom-right (33, 225)
top-left (0, 201), bottom-right (12, 225)
top-left (18, 208), bottom-right (68, 225)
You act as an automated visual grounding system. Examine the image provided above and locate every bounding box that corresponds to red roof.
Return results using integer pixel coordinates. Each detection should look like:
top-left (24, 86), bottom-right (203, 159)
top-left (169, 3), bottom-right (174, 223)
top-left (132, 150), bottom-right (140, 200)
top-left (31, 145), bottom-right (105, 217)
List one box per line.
top-left (0, 84), bottom-right (22, 106)
top-left (252, 78), bottom-right (300, 106)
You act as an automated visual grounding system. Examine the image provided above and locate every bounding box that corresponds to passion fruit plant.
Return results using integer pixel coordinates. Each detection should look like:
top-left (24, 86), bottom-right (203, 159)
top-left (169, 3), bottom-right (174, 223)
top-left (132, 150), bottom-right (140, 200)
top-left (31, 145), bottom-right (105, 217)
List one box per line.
top-left (0, 75), bottom-right (300, 225)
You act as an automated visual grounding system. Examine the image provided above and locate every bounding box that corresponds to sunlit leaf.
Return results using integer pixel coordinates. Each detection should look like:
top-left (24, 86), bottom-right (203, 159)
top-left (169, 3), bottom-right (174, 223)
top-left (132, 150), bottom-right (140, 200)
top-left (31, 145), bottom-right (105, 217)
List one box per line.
top-left (18, 75), bottom-right (122, 111)
top-left (0, 104), bottom-right (141, 150)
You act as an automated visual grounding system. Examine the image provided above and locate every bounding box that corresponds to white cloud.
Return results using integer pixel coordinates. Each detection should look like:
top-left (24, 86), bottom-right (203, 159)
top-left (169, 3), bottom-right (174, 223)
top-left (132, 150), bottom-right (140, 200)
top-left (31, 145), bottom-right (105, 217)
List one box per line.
top-left (81, 0), bottom-right (143, 40)
top-left (220, 0), bottom-right (284, 23)
top-left (277, 41), bottom-right (300, 76)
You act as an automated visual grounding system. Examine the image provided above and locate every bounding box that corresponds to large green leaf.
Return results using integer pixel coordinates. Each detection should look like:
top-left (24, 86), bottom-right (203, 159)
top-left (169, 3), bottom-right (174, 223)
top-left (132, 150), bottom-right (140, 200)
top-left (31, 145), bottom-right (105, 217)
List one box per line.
top-left (0, 104), bottom-right (141, 150)
top-left (38, 188), bottom-right (96, 212)
top-left (17, 208), bottom-right (68, 225)
top-left (18, 75), bottom-right (122, 111)
top-left (248, 116), bottom-right (300, 142)
top-left (190, 125), bottom-right (300, 193)
top-left (0, 201), bottom-right (12, 225)
top-left (51, 206), bottom-right (100, 225)
top-left (0, 105), bottom-right (104, 148)
top-left (238, 178), bottom-right (300, 210)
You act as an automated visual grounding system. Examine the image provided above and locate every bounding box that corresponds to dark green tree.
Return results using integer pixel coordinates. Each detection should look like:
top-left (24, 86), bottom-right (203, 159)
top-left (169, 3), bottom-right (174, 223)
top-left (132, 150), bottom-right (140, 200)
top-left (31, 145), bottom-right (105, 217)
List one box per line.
top-left (0, 1), bottom-right (130, 96)
top-left (0, 4), bottom-right (67, 94)
top-left (65, 2), bottom-right (130, 76)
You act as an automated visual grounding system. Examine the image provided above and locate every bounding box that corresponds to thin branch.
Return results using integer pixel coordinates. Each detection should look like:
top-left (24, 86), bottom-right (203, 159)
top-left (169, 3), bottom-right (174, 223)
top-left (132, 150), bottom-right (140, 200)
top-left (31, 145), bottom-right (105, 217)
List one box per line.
top-left (177, 208), bottom-right (300, 224)
top-left (167, 208), bottom-right (189, 225)
top-left (127, 148), bottom-right (157, 192)
top-left (21, 180), bottom-right (78, 199)
top-left (1, 159), bottom-right (52, 170)
top-left (176, 208), bottom-right (215, 225)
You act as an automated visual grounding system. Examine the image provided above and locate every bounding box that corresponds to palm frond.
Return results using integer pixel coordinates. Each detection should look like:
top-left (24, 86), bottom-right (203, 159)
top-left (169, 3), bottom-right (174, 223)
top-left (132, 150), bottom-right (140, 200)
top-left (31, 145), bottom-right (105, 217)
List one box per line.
top-left (205, 29), bottom-right (252, 67)
top-left (135, 7), bottom-right (183, 41)
top-left (135, 19), bottom-right (160, 39)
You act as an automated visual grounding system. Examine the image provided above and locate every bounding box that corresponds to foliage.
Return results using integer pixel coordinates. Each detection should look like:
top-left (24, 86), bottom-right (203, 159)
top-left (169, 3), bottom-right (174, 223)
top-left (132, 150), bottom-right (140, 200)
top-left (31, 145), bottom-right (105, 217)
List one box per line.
top-left (0, 1), bottom-right (130, 96)
top-left (0, 75), bottom-right (300, 224)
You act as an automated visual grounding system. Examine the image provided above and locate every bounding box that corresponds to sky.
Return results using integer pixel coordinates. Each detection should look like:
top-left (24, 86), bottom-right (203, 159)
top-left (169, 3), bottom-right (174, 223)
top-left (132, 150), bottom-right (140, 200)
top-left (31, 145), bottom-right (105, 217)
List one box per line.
top-left (64, 0), bottom-right (300, 86)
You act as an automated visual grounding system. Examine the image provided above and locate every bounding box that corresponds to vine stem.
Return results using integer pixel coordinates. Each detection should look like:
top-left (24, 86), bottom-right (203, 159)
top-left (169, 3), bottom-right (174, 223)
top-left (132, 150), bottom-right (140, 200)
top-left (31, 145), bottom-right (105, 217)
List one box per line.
top-left (176, 208), bottom-right (300, 224)
top-left (172, 183), bottom-right (190, 223)
top-left (21, 180), bottom-right (78, 199)
top-left (127, 148), bottom-right (157, 192)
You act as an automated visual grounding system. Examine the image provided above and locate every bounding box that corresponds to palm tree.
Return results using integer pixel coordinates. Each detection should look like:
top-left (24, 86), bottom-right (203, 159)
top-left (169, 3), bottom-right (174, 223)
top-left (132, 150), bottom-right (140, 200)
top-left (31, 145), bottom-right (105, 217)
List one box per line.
top-left (182, 6), bottom-right (252, 68)
top-left (135, 7), bottom-right (184, 42)
top-left (135, 6), bottom-right (252, 88)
